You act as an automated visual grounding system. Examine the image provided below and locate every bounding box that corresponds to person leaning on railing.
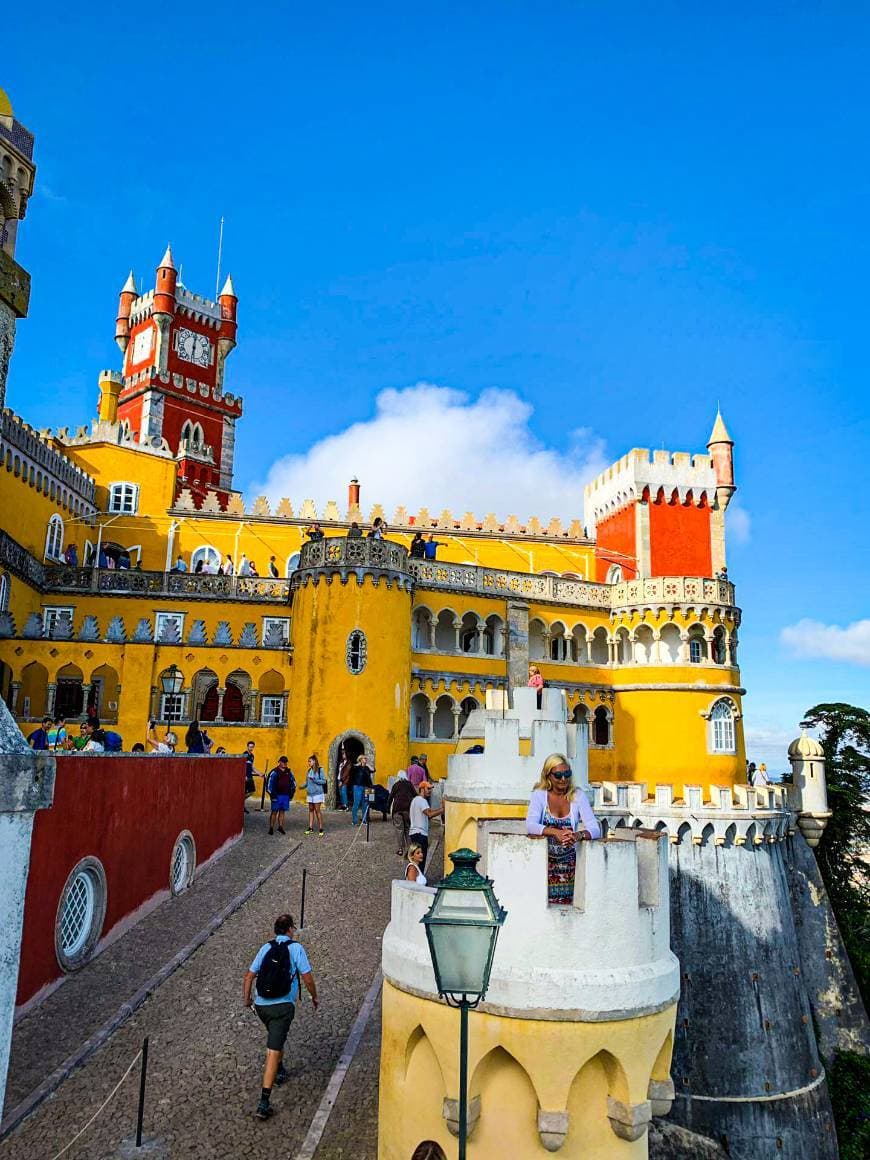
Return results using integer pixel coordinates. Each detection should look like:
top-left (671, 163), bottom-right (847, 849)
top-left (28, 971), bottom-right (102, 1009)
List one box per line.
top-left (526, 753), bottom-right (601, 907)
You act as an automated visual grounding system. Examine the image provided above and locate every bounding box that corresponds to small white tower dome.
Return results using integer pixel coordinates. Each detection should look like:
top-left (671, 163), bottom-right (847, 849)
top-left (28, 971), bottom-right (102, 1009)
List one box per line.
top-left (788, 729), bottom-right (824, 759)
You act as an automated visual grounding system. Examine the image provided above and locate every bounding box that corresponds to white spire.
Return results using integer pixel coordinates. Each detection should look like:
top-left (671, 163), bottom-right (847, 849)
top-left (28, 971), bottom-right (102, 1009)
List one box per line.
top-left (158, 243), bottom-right (176, 271)
top-left (220, 273), bottom-right (236, 297)
top-left (121, 270), bottom-right (136, 293)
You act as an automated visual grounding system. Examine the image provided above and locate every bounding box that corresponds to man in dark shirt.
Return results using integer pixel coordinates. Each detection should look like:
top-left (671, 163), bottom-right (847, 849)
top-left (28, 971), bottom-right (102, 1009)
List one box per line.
top-left (388, 774), bottom-right (417, 855)
top-left (28, 717), bottom-right (53, 751)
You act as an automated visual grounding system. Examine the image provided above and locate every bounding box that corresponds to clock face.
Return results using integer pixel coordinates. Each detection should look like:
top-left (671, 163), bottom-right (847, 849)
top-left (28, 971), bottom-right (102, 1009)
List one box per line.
top-left (131, 327), bottom-right (153, 364)
top-left (175, 327), bottom-right (212, 368)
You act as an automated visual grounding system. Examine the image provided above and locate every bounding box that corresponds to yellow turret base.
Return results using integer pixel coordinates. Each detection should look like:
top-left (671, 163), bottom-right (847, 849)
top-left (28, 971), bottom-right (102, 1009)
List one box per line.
top-left (378, 980), bottom-right (677, 1159)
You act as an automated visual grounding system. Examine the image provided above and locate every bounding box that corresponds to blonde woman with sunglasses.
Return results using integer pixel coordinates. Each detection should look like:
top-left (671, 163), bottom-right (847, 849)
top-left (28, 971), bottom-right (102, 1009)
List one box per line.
top-left (526, 753), bottom-right (601, 906)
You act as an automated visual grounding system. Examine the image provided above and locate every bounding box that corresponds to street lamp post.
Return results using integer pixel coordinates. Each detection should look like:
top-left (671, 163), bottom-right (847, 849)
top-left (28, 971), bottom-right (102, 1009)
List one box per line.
top-left (421, 848), bottom-right (507, 1159)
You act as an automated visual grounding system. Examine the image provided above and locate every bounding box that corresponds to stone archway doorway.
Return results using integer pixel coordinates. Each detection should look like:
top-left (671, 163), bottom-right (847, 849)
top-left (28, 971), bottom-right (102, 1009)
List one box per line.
top-left (327, 729), bottom-right (376, 810)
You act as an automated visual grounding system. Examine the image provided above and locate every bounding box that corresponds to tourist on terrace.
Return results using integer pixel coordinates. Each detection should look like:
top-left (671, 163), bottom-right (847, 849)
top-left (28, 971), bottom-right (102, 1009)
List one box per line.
top-left (351, 754), bottom-right (374, 826)
top-left (221, 554), bottom-right (234, 576)
top-left (528, 663), bottom-right (544, 709)
top-left (238, 554), bottom-right (252, 576)
top-left (348, 521), bottom-right (363, 540)
top-left (526, 754), bottom-right (601, 907)
top-left (147, 721), bottom-right (177, 754)
top-left (28, 716), bottom-right (53, 750)
top-left (368, 517), bottom-right (386, 540)
top-left (266, 756), bottom-right (296, 836)
top-left (409, 781), bottom-right (443, 869)
top-left (423, 535), bottom-right (445, 560)
top-left (185, 718), bottom-right (208, 754)
top-left (409, 532), bottom-right (425, 558)
top-left (269, 556), bottom-right (279, 577)
top-left (48, 715), bottom-right (67, 751)
top-left (305, 522), bottom-right (324, 542)
top-left (243, 913), bottom-right (318, 1121)
top-left (173, 555), bottom-right (187, 572)
top-left (404, 843), bottom-right (428, 886)
top-left (406, 755), bottom-right (426, 790)
top-left (304, 754), bottom-right (327, 837)
top-left (389, 770), bottom-right (416, 856)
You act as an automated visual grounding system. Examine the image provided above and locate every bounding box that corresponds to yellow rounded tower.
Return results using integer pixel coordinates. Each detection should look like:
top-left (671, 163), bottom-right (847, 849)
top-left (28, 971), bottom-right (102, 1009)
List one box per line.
top-left (287, 537), bottom-right (413, 793)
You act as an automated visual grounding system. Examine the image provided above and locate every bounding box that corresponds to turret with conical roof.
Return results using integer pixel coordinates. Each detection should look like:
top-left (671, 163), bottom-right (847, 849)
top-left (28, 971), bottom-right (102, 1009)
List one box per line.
top-left (114, 271), bottom-right (137, 353)
top-left (706, 408), bottom-right (735, 508)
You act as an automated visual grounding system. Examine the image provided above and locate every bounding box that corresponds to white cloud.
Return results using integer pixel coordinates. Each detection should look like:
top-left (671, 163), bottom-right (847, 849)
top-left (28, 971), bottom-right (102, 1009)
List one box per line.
top-left (251, 383), bottom-right (607, 524)
top-left (727, 499), bottom-right (751, 544)
top-left (780, 618), bottom-right (870, 667)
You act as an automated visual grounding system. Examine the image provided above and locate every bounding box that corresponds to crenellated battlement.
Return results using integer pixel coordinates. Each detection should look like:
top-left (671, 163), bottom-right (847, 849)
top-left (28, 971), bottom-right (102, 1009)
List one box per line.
top-left (591, 780), bottom-right (794, 845)
top-left (584, 446), bottom-right (718, 532)
top-left (446, 687), bottom-right (588, 802)
top-left (382, 826), bottom-right (679, 1021)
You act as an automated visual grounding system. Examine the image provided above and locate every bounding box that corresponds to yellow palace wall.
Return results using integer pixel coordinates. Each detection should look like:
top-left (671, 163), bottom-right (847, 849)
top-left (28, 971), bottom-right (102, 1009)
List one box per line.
top-left (379, 980), bottom-right (676, 1160)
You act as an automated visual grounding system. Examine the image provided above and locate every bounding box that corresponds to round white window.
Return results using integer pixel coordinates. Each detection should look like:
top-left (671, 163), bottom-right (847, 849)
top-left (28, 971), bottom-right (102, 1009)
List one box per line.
top-left (56, 858), bottom-right (107, 971)
top-left (170, 832), bottom-right (196, 895)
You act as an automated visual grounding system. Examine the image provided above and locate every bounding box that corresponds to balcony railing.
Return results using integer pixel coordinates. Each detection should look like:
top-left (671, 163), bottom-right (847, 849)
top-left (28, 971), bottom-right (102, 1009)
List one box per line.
top-left (409, 560), bottom-right (613, 608)
top-left (611, 575), bottom-right (735, 609)
top-left (43, 566), bottom-right (291, 603)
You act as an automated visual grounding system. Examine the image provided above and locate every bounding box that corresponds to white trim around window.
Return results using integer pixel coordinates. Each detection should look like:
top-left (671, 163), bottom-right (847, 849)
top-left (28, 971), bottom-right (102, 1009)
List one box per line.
top-left (108, 482), bottom-right (139, 514)
top-left (260, 695), bottom-right (286, 725)
top-left (705, 696), bottom-right (739, 755)
top-left (45, 514), bottom-right (64, 561)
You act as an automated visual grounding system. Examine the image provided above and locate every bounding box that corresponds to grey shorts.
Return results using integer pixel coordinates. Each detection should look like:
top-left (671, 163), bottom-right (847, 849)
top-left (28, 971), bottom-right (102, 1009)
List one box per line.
top-left (255, 1001), bottom-right (295, 1051)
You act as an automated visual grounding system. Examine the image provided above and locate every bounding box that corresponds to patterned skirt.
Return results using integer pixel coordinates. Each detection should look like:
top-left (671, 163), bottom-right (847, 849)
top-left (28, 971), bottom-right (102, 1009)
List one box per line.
top-left (545, 810), bottom-right (576, 906)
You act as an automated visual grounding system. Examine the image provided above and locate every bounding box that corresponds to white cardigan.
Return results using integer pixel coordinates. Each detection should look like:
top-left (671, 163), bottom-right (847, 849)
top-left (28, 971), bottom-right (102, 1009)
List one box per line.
top-left (525, 788), bottom-right (602, 840)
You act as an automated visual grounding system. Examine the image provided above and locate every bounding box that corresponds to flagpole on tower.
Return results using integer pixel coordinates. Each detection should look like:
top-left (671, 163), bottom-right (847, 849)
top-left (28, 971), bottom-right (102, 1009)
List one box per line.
top-left (215, 216), bottom-right (225, 299)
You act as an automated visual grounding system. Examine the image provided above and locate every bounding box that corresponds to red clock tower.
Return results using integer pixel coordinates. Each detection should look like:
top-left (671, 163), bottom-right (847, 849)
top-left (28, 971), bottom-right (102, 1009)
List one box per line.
top-left (113, 246), bottom-right (242, 506)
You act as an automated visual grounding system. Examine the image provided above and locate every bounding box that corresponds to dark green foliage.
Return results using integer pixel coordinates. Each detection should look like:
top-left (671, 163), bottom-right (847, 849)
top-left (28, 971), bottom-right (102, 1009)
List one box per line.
top-left (802, 703), bottom-right (870, 1006)
top-left (826, 1050), bottom-right (870, 1160)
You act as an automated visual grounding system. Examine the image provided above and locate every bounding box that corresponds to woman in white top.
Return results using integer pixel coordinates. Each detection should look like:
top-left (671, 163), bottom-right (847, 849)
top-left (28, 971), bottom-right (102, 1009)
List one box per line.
top-left (404, 843), bottom-right (427, 886)
top-left (526, 753), bottom-right (601, 906)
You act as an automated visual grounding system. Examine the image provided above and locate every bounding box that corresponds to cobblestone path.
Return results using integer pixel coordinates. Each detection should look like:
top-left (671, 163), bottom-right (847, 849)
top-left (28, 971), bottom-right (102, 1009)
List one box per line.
top-left (1, 802), bottom-right (412, 1159)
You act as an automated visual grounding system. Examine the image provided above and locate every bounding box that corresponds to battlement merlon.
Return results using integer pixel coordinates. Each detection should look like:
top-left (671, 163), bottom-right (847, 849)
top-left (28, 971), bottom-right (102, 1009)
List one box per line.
top-left (382, 828), bottom-right (679, 1021)
top-left (584, 447), bottom-right (719, 533)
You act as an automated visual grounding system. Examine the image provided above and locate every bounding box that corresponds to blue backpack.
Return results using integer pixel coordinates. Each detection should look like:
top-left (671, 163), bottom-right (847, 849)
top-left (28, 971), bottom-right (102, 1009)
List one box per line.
top-left (102, 731), bottom-right (123, 752)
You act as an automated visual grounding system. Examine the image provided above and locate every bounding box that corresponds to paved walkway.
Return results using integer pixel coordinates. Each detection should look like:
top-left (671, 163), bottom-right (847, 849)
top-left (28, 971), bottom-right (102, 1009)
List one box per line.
top-left (1, 803), bottom-right (424, 1159)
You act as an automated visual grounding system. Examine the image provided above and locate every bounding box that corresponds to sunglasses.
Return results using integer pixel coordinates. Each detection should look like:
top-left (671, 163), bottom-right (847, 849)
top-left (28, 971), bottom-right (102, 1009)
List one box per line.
top-left (551, 770), bottom-right (572, 780)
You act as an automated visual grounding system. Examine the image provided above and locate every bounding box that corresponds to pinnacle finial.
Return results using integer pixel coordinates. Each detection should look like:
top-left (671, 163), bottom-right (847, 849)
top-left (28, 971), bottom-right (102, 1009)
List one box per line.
top-left (158, 244), bottom-right (176, 271)
top-left (707, 408), bottom-right (733, 446)
top-left (121, 270), bottom-right (136, 294)
top-left (220, 273), bottom-right (236, 297)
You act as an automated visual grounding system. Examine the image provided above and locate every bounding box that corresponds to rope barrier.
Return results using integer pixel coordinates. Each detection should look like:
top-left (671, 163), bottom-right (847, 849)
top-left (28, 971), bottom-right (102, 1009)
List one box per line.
top-left (48, 1048), bottom-right (142, 1160)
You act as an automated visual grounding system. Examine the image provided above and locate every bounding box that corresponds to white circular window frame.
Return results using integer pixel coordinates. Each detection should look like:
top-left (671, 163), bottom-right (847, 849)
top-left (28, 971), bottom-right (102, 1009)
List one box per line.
top-left (55, 856), bottom-right (108, 973)
top-left (170, 831), bottom-right (197, 896)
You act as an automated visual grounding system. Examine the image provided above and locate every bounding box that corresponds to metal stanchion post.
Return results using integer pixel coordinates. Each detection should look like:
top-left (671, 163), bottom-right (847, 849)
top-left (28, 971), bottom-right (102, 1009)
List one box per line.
top-left (135, 1036), bottom-right (149, 1148)
top-left (260, 758), bottom-right (269, 812)
top-left (300, 867), bottom-right (307, 930)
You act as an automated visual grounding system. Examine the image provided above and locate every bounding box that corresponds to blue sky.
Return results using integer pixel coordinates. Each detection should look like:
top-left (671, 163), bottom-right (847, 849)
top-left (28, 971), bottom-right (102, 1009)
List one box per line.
top-left (5, 2), bottom-right (868, 766)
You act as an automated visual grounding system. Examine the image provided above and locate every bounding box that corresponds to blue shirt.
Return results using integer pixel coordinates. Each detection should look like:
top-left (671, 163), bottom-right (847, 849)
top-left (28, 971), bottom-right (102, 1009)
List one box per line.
top-left (423, 540), bottom-right (440, 559)
top-left (249, 936), bottom-right (311, 1005)
top-left (305, 768), bottom-right (327, 796)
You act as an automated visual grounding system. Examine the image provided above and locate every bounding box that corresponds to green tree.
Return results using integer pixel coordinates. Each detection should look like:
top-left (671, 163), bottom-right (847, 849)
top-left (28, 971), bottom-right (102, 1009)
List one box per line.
top-left (802, 703), bottom-right (870, 1160)
top-left (803, 702), bottom-right (869, 1001)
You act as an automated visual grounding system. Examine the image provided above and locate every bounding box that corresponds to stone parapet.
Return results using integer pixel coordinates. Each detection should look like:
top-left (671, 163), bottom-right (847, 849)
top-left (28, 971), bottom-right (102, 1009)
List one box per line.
top-left (1, 409), bottom-right (96, 507)
top-left (382, 827), bottom-right (679, 1021)
top-left (591, 780), bottom-right (793, 845)
top-left (42, 565), bottom-right (290, 604)
top-left (292, 536), bottom-right (412, 591)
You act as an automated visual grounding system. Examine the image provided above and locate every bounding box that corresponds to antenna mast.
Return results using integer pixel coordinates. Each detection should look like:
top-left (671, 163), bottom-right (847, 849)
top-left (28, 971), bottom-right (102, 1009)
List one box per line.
top-left (215, 216), bottom-right (225, 299)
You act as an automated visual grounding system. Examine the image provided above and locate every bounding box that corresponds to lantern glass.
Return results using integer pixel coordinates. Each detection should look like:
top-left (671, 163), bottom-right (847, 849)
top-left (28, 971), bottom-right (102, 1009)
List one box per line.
top-left (421, 848), bottom-right (506, 1002)
top-left (161, 665), bottom-right (183, 695)
top-left (425, 919), bottom-right (499, 998)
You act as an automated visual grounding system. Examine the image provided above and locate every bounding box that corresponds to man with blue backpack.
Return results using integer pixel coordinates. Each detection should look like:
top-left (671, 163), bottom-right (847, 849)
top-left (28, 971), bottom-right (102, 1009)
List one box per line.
top-left (243, 913), bottom-right (318, 1120)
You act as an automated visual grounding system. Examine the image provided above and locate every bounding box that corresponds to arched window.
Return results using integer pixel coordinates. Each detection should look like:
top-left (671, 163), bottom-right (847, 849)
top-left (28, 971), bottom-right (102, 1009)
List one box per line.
top-left (410, 693), bottom-right (430, 738)
top-left (592, 706), bottom-right (611, 746)
top-left (108, 482), bottom-right (139, 514)
top-left (45, 514), bottom-right (64, 561)
top-left (285, 552), bottom-right (301, 577)
top-left (606, 565), bottom-right (623, 583)
top-left (688, 626), bottom-right (707, 664)
top-left (708, 698), bottom-right (736, 754)
top-left (458, 696), bottom-right (478, 732)
top-left (346, 629), bottom-right (367, 674)
top-left (191, 545), bottom-right (221, 574)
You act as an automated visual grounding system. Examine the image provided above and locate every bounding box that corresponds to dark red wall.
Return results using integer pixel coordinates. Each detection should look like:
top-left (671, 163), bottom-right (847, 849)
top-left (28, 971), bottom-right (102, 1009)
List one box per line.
top-left (17, 755), bottom-right (244, 1007)
top-left (649, 494), bottom-right (712, 576)
top-left (594, 504), bottom-right (638, 581)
